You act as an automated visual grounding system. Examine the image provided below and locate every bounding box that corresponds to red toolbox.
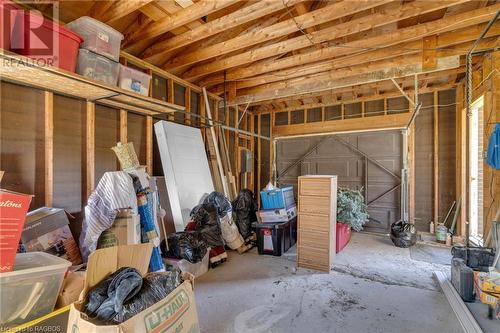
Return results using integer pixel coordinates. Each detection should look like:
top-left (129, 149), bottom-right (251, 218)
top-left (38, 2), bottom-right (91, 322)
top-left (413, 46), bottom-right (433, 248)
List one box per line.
top-left (336, 222), bottom-right (351, 253)
top-left (10, 7), bottom-right (82, 72)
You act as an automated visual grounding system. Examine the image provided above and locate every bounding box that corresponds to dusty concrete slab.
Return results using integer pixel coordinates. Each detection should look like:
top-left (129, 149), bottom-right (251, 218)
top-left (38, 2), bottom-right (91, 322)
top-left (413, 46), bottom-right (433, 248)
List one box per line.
top-left (194, 233), bottom-right (463, 333)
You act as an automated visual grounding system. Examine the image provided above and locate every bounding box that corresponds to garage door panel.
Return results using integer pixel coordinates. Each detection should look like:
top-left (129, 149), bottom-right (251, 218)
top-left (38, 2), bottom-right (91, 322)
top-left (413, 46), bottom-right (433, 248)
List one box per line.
top-left (277, 130), bottom-right (401, 233)
top-left (367, 184), bottom-right (400, 206)
top-left (358, 132), bottom-right (400, 155)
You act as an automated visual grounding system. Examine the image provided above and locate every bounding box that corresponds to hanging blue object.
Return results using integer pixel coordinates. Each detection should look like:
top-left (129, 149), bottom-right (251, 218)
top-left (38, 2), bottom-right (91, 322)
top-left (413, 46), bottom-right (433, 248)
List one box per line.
top-left (486, 123), bottom-right (500, 169)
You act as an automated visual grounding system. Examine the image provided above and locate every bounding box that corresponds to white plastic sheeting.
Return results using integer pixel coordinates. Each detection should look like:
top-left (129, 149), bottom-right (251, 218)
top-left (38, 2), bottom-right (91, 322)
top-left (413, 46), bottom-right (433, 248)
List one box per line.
top-left (154, 121), bottom-right (214, 231)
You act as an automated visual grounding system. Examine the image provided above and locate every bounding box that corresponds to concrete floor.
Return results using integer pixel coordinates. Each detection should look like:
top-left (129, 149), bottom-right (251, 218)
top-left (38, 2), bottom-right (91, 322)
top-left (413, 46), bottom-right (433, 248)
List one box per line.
top-left (195, 233), bottom-right (463, 333)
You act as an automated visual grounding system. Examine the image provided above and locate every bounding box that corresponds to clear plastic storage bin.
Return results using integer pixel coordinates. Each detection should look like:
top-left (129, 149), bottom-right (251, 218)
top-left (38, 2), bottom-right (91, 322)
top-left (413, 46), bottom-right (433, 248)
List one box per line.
top-left (66, 16), bottom-right (123, 61)
top-left (118, 65), bottom-right (152, 96)
top-left (76, 49), bottom-right (119, 86)
top-left (0, 252), bottom-right (71, 328)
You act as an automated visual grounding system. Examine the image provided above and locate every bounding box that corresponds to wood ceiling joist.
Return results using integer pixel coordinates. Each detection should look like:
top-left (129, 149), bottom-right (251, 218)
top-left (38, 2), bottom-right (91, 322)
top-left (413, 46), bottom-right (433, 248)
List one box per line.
top-left (91, 0), bottom-right (154, 24)
top-left (183, 0), bottom-right (472, 81)
top-left (233, 56), bottom-right (462, 105)
top-left (206, 24), bottom-right (500, 92)
top-left (164, 0), bottom-right (391, 73)
top-left (124, 0), bottom-right (240, 48)
top-left (193, 2), bottom-right (500, 84)
top-left (141, 0), bottom-right (304, 63)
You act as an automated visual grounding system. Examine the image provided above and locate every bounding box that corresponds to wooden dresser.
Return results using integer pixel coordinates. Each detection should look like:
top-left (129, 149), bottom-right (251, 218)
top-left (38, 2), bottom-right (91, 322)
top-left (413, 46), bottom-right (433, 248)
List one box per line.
top-left (297, 175), bottom-right (337, 272)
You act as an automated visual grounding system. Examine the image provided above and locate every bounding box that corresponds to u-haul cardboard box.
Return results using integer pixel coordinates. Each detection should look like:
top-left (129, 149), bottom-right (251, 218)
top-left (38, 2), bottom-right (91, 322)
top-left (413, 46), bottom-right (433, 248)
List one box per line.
top-left (67, 244), bottom-right (199, 333)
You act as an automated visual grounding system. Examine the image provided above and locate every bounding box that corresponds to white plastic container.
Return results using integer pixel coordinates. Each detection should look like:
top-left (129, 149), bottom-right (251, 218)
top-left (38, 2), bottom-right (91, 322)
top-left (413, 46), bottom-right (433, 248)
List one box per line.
top-left (0, 252), bottom-right (71, 328)
top-left (76, 48), bottom-right (119, 86)
top-left (118, 65), bottom-right (152, 96)
top-left (66, 16), bottom-right (123, 61)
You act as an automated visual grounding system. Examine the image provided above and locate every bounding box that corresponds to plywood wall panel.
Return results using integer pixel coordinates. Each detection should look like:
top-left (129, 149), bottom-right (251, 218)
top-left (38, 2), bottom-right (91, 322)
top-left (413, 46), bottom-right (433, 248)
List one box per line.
top-left (53, 95), bottom-right (84, 213)
top-left (94, 105), bottom-right (119, 184)
top-left (128, 113), bottom-right (147, 165)
top-left (0, 82), bottom-right (45, 210)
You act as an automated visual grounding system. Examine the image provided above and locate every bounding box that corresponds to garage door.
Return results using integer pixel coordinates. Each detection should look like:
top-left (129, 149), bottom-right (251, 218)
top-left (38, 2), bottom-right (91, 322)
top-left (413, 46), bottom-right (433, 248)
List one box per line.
top-left (276, 130), bottom-right (402, 233)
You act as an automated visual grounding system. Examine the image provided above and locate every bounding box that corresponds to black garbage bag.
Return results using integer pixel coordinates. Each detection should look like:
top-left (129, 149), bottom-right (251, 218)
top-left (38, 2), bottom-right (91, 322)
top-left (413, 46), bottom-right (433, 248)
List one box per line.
top-left (390, 221), bottom-right (417, 248)
top-left (203, 191), bottom-right (232, 218)
top-left (232, 189), bottom-right (258, 239)
top-left (190, 203), bottom-right (224, 248)
top-left (112, 269), bottom-right (183, 324)
top-left (162, 231), bottom-right (208, 263)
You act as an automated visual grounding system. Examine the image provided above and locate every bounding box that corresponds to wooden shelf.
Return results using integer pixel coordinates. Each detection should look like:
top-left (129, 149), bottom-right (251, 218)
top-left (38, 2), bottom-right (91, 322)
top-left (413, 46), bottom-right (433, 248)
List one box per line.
top-left (0, 50), bottom-right (185, 116)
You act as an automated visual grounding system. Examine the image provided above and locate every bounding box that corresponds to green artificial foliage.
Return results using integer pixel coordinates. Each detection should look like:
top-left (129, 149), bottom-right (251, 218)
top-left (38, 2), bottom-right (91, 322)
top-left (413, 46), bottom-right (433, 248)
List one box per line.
top-left (337, 187), bottom-right (369, 231)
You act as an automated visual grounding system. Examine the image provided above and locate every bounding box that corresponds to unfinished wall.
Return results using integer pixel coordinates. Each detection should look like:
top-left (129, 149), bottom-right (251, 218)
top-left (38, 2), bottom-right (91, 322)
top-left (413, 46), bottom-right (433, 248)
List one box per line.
top-left (0, 82), bottom-right (45, 210)
top-left (94, 105), bottom-right (120, 184)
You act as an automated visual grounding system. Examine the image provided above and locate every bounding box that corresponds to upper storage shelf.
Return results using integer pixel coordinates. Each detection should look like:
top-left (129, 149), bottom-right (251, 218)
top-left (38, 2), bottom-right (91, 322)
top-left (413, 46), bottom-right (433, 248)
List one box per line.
top-left (0, 50), bottom-right (185, 116)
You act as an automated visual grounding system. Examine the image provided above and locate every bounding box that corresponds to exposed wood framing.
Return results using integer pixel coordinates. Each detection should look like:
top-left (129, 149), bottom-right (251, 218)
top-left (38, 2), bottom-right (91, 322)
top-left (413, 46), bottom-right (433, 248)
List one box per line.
top-left (120, 109), bottom-right (128, 143)
top-left (44, 91), bottom-right (54, 206)
top-left (85, 101), bottom-right (95, 198)
top-left (433, 91), bottom-right (440, 223)
top-left (456, 83), bottom-right (466, 236)
top-left (146, 116), bottom-right (153, 174)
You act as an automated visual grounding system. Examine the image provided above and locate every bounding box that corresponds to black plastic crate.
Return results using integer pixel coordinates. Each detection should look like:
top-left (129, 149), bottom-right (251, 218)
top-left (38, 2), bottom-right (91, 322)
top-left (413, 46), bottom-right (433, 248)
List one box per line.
top-left (451, 246), bottom-right (495, 272)
top-left (252, 217), bottom-right (297, 256)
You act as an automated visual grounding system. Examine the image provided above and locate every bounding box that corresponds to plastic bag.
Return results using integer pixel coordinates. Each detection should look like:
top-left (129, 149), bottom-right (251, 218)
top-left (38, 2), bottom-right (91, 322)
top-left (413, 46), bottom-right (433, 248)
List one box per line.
top-left (162, 231), bottom-right (208, 263)
top-left (390, 221), bottom-right (417, 248)
top-left (232, 189), bottom-right (258, 239)
top-left (203, 192), bottom-right (232, 218)
top-left (190, 204), bottom-right (224, 248)
top-left (112, 269), bottom-right (183, 324)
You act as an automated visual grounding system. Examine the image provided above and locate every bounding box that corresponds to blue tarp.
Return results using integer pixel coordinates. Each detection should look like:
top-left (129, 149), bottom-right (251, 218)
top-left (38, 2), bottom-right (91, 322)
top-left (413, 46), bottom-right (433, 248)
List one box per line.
top-left (486, 123), bottom-right (500, 169)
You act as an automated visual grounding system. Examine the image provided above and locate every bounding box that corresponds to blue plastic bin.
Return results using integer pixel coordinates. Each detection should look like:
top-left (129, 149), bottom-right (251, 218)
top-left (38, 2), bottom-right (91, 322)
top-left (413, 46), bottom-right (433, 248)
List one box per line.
top-left (260, 186), bottom-right (295, 209)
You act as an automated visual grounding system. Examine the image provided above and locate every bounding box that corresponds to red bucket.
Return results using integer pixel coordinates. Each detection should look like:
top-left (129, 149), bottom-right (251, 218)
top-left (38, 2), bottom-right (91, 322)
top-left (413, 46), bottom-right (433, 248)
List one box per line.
top-left (10, 8), bottom-right (82, 72)
top-left (336, 222), bottom-right (351, 253)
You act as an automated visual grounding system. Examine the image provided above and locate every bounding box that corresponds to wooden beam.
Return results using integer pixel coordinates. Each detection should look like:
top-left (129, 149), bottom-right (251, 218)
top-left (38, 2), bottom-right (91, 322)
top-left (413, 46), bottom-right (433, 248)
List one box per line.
top-left (44, 91), bottom-right (53, 206)
top-left (85, 101), bottom-right (95, 198)
top-left (120, 109), bottom-right (128, 143)
top-left (146, 115), bottom-right (153, 174)
top-left (456, 83), bottom-right (466, 236)
top-left (125, 0), bottom-right (240, 47)
top-left (92, 0), bottom-right (153, 24)
top-left (203, 24), bottom-right (500, 88)
top-left (257, 113), bottom-right (261, 206)
top-left (142, 0), bottom-right (303, 62)
top-left (185, 87), bottom-right (191, 125)
top-left (433, 91), bottom-right (439, 224)
top-left (166, 0), bottom-right (389, 72)
top-left (228, 81), bottom-right (237, 105)
top-left (183, 0), bottom-right (472, 79)
top-left (191, 3), bottom-right (500, 82)
top-left (167, 78), bottom-right (175, 121)
top-left (423, 35), bottom-right (438, 71)
top-left (234, 58), bottom-right (461, 105)
top-left (273, 113), bottom-right (411, 138)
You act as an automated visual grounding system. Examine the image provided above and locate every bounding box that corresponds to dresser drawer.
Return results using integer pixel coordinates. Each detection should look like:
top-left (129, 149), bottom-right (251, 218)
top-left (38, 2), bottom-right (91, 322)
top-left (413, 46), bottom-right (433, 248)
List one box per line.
top-left (299, 196), bottom-right (331, 215)
top-left (298, 229), bottom-right (329, 249)
top-left (297, 246), bottom-right (330, 269)
top-left (298, 214), bottom-right (331, 231)
top-left (299, 178), bottom-right (332, 197)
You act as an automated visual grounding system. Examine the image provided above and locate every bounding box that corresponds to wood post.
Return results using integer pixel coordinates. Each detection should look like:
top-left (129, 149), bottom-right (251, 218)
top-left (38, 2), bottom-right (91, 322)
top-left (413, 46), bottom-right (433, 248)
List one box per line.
top-left (146, 116), bottom-right (153, 174)
top-left (185, 87), bottom-right (191, 125)
top-left (85, 101), bottom-right (95, 198)
top-left (433, 91), bottom-right (439, 224)
top-left (44, 91), bottom-right (54, 206)
top-left (120, 109), bottom-right (128, 143)
top-left (167, 79), bottom-right (175, 121)
top-left (456, 83), bottom-right (466, 236)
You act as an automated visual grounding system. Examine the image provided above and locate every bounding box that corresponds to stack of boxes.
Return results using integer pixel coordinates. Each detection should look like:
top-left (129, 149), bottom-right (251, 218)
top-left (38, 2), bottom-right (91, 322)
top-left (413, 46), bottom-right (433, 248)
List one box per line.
top-left (474, 271), bottom-right (500, 318)
top-left (253, 186), bottom-right (297, 256)
top-left (66, 17), bottom-right (151, 95)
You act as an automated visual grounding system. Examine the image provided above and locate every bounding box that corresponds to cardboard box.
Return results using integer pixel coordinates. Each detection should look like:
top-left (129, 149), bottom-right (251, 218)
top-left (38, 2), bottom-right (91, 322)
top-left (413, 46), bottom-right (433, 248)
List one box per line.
top-left (0, 189), bottom-right (33, 272)
top-left (257, 205), bottom-right (297, 223)
top-left (68, 244), bottom-right (200, 333)
top-left (21, 207), bottom-right (82, 265)
top-left (57, 270), bottom-right (86, 308)
top-left (97, 209), bottom-right (140, 249)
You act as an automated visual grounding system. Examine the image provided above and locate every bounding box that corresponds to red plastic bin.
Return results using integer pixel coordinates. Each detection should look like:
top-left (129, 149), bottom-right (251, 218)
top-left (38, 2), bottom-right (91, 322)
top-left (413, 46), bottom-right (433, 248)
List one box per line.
top-left (10, 8), bottom-right (82, 72)
top-left (336, 222), bottom-right (351, 253)
top-left (0, 0), bottom-right (18, 50)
